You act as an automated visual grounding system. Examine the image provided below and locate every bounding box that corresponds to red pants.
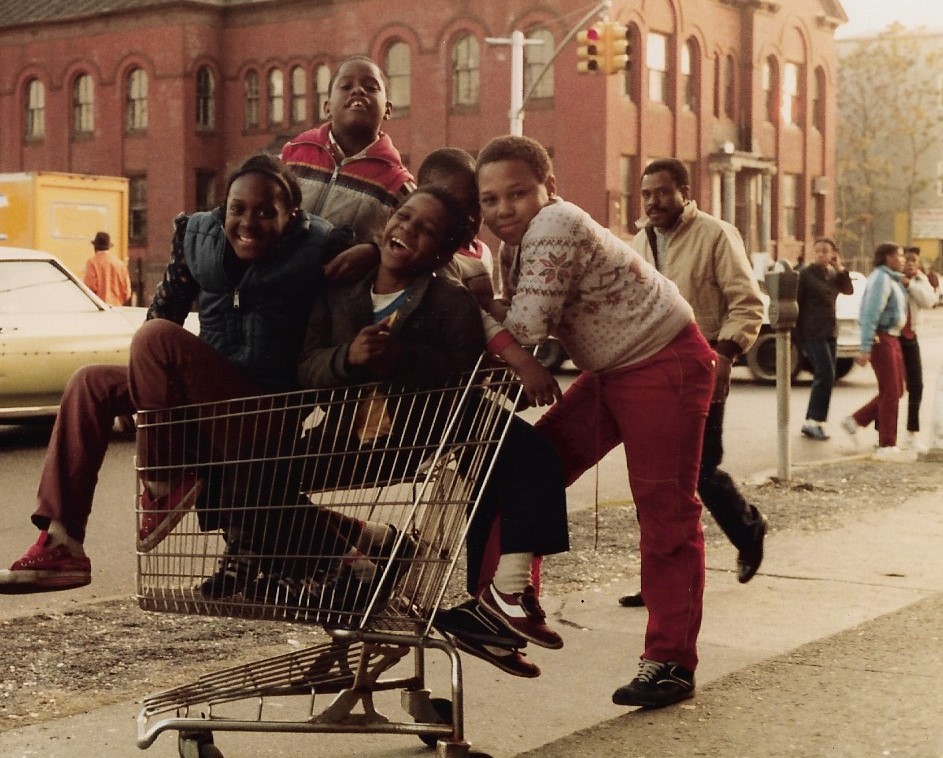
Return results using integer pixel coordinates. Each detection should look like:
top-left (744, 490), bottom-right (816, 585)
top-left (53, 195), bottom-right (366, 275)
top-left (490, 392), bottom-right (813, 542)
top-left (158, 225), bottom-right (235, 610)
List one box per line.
top-left (33, 320), bottom-right (264, 542)
top-left (533, 324), bottom-right (714, 671)
top-left (852, 332), bottom-right (905, 447)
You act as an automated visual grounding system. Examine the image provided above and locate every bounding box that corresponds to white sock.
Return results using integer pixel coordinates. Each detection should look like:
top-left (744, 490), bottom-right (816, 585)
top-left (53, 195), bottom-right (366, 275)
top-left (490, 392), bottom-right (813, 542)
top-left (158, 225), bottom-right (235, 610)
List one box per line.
top-left (46, 520), bottom-right (86, 557)
top-left (492, 552), bottom-right (534, 595)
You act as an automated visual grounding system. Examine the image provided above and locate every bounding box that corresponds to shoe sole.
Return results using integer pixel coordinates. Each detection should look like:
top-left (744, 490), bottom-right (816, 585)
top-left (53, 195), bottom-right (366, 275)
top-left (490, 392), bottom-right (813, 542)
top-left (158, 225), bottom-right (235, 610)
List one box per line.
top-left (0, 569), bottom-right (91, 592)
top-left (451, 635), bottom-right (540, 678)
top-left (611, 686), bottom-right (695, 708)
top-left (478, 591), bottom-right (564, 650)
top-left (137, 478), bottom-right (204, 553)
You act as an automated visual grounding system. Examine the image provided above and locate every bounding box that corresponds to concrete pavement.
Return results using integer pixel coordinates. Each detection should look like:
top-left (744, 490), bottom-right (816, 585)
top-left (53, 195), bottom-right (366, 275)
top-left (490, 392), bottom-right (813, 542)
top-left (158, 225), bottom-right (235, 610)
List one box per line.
top-left (1, 485), bottom-right (941, 758)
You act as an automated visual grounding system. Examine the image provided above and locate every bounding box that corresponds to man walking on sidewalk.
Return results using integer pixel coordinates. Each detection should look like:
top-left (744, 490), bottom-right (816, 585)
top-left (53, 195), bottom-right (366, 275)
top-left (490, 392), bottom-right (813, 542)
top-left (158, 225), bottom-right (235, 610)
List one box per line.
top-left (623, 158), bottom-right (767, 607)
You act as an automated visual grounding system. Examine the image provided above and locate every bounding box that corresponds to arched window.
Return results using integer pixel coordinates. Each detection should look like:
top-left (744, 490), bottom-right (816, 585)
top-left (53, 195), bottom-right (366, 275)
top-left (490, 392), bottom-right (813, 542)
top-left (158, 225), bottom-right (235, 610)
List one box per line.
top-left (25, 78), bottom-right (45, 139)
top-left (73, 73), bottom-right (94, 135)
top-left (762, 56), bottom-right (778, 123)
top-left (782, 61), bottom-right (800, 125)
top-left (680, 39), bottom-right (698, 111)
top-left (291, 66), bottom-right (307, 124)
top-left (723, 55), bottom-right (736, 118)
top-left (196, 66), bottom-right (215, 129)
top-left (126, 68), bottom-right (148, 132)
top-left (244, 70), bottom-right (260, 129)
top-left (812, 66), bottom-right (826, 132)
top-left (647, 32), bottom-right (670, 104)
top-left (452, 33), bottom-right (480, 108)
top-left (268, 69), bottom-right (284, 126)
top-left (385, 41), bottom-right (411, 116)
top-left (315, 63), bottom-right (331, 121)
top-left (524, 27), bottom-right (554, 101)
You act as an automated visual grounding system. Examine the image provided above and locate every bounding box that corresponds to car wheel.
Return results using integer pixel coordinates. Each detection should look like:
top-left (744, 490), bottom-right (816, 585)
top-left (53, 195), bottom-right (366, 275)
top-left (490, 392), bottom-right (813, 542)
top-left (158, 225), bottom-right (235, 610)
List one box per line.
top-left (835, 358), bottom-right (854, 380)
top-left (745, 331), bottom-right (800, 384)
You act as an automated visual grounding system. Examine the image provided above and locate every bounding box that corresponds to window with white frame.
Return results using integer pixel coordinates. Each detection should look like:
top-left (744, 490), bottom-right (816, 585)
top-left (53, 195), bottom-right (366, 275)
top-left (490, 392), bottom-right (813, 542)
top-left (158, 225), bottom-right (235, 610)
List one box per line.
top-left (723, 54), bottom-right (735, 118)
top-left (782, 62), bottom-right (800, 125)
top-left (291, 66), bottom-right (307, 124)
top-left (452, 34), bottom-right (480, 108)
top-left (680, 39), bottom-right (697, 110)
top-left (763, 57), bottom-right (777, 123)
top-left (315, 64), bottom-right (331, 121)
top-left (25, 78), bottom-right (44, 139)
top-left (196, 66), bottom-right (215, 129)
top-left (129, 176), bottom-right (147, 241)
top-left (647, 32), bottom-right (669, 104)
top-left (126, 68), bottom-right (148, 132)
top-left (385, 41), bottom-right (411, 115)
top-left (244, 70), bottom-right (260, 129)
top-left (73, 73), bottom-right (94, 135)
top-left (268, 69), bottom-right (284, 126)
top-left (524, 27), bottom-right (554, 101)
top-left (782, 173), bottom-right (800, 238)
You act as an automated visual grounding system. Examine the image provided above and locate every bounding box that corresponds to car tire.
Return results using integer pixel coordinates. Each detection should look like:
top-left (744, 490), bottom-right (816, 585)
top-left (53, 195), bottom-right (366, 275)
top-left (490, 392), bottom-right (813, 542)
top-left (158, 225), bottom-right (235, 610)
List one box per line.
top-left (835, 358), bottom-right (854, 380)
top-left (745, 330), bottom-right (800, 384)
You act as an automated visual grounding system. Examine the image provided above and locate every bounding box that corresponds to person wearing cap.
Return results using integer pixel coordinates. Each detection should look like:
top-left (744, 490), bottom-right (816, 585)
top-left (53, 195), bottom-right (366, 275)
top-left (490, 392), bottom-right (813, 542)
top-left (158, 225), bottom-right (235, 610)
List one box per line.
top-left (84, 231), bottom-right (132, 306)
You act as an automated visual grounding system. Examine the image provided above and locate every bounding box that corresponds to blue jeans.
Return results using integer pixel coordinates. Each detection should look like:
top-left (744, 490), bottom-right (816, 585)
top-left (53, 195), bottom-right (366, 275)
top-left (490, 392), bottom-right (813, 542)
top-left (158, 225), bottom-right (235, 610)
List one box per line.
top-left (801, 337), bottom-right (837, 423)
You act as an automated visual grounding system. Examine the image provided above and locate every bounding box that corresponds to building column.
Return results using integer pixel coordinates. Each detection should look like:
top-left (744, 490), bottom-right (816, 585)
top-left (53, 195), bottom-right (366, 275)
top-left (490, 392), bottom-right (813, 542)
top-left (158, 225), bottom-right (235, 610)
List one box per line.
top-left (711, 172), bottom-right (722, 218)
top-left (722, 168), bottom-right (737, 226)
top-left (760, 172), bottom-right (773, 253)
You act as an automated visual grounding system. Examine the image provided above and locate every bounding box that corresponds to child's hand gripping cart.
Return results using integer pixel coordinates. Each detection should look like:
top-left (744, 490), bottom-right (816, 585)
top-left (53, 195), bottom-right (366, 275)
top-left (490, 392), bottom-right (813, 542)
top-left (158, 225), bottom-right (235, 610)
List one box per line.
top-left (133, 354), bottom-right (521, 758)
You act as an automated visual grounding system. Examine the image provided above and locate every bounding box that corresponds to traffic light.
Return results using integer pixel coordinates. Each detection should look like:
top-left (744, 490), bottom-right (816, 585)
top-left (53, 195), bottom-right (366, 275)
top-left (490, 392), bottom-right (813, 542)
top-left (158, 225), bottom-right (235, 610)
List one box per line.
top-left (577, 26), bottom-right (602, 74)
top-left (601, 21), bottom-right (630, 75)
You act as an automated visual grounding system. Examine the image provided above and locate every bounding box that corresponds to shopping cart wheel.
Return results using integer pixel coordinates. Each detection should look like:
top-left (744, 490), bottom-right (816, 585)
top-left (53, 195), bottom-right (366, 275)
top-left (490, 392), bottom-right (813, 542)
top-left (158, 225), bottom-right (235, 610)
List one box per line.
top-left (178, 730), bottom-right (224, 758)
top-left (418, 697), bottom-right (453, 748)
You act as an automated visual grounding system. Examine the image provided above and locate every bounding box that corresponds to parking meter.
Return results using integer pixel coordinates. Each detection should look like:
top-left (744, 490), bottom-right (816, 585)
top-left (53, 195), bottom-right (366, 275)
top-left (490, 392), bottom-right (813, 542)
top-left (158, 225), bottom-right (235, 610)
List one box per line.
top-left (765, 260), bottom-right (799, 331)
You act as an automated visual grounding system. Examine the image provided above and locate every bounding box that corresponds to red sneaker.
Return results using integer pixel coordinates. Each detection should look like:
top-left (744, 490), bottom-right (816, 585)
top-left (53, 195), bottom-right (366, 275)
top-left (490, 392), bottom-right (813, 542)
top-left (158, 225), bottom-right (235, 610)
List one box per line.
top-left (137, 472), bottom-right (203, 552)
top-left (478, 583), bottom-right (564, 650)
top-left (0, 532), bottom-right (91, 591)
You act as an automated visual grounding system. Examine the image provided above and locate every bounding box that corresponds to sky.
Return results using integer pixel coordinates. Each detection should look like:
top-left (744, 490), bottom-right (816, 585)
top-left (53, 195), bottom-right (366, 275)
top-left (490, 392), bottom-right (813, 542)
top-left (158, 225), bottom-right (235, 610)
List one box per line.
top-left (836, 0), bottom-right (943, 38)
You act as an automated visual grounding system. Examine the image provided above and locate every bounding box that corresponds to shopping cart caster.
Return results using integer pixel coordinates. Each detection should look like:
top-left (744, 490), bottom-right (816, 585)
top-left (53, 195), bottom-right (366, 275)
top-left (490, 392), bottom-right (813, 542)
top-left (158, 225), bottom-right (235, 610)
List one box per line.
top-left (178, 730), bottom-right (224, 758)
top-left (419, 697), bottom-right (453, 748)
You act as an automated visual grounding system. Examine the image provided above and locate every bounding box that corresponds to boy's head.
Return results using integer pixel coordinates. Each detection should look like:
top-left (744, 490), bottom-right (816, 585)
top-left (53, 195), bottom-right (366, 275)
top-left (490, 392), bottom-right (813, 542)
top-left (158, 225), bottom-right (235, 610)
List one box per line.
top-left (417, 147), bottom-right (480, 230)
top-left (476, 135), bottom-right (556, 247)
top-left (380, 187), bottom-right (477, 277)
top-left (324, 56), bottom-right (391, 152)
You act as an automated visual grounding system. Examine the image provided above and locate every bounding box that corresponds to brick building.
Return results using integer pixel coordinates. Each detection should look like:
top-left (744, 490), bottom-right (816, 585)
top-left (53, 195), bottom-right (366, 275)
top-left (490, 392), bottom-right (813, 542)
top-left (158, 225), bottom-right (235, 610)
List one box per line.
top-left (0, 0), bottom-right (847, 298)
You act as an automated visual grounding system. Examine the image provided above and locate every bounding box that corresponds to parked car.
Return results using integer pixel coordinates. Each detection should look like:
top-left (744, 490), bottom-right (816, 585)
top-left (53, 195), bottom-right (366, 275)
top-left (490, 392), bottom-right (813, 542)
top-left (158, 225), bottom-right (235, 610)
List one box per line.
top-left (739, 270), bottom-right (864, 384)
top-left (0, 247), bottom-right (196, 422)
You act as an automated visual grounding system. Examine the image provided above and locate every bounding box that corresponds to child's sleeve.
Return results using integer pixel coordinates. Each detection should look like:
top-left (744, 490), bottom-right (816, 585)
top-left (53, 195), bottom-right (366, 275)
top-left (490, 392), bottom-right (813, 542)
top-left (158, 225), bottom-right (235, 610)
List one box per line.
top-left (297, 292), bottom-right (360, 388)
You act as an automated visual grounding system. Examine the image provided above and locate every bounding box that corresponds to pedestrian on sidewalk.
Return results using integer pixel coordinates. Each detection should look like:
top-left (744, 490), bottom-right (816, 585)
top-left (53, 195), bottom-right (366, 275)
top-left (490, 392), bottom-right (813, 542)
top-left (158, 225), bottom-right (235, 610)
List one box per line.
top-left (627, 158), bottom-right (768, 601)
top-left (898, 248), bottom-right (938, 452)
top-left (84, 231), bottom-right (132, 306)
top-left (478, 135), bottom-right (715, 709)
top-left (841, 243), bottom-right (909, 459)
top-left (797, 237), bottom-right (854, 441)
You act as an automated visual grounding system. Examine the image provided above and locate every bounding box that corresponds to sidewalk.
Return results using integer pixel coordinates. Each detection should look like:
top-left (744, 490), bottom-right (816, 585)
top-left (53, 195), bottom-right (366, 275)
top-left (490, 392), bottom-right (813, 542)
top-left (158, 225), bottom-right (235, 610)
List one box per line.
top-left (1, 487), bottom-right (941, 758)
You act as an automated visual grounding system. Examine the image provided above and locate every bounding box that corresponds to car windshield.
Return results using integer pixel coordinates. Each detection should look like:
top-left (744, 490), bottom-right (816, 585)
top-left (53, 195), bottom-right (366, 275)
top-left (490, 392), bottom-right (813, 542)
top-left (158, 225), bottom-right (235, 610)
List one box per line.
top-left (0, 260), bottom-right (102, 314)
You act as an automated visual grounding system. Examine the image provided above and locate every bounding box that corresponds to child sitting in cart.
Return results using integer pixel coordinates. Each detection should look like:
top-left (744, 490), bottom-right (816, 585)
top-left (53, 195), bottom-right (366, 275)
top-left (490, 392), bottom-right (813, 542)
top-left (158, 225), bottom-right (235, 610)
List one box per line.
top-left (270, 186), bottom-right (570, 676)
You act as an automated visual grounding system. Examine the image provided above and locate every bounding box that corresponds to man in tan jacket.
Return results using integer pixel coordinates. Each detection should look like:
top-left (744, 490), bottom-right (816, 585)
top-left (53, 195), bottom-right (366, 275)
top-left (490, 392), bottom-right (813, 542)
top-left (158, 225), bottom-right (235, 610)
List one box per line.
top-left (621, 158), bottom-right (767, 607)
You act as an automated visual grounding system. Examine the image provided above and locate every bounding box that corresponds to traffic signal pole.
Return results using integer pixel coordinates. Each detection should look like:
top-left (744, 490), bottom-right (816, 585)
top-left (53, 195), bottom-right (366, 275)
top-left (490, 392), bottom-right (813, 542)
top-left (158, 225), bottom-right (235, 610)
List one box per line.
top-left (487, 0), bottom-right (611, 136)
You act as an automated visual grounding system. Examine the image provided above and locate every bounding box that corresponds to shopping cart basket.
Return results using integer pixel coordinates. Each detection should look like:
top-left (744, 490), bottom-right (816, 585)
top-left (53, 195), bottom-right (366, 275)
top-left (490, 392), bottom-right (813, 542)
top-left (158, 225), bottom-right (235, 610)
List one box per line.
top-left (134, 355), bottom-right (521, 758)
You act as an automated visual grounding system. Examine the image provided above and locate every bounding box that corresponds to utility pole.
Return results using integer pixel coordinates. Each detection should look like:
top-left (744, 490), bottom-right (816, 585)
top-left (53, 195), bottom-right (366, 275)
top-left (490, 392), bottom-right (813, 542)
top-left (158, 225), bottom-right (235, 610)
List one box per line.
top-left (486, 0), bottom-right (612, 136)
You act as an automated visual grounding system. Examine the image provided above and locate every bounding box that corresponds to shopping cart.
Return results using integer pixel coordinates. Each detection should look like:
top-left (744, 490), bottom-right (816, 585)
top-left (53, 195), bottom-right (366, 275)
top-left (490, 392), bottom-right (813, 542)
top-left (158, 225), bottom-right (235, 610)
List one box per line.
top-left (134, 355), bottom-right (521, 758)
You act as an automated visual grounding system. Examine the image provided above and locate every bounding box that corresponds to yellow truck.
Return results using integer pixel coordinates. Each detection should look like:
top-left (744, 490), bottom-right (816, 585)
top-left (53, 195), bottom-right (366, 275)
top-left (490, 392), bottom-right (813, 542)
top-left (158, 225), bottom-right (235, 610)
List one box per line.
top-left (0, 171), bottom-right (129, 278)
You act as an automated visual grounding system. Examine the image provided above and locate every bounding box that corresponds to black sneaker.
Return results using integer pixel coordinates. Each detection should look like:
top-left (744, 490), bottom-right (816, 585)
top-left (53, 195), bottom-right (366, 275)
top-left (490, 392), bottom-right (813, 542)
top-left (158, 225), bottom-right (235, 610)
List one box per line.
top-left (737, 513), bottom-right (769, 584)
top-left (434, 599), bottom-right (527, 647)
top-left (199, 541), bottom-right (261, 599)
top-left (617, 591), bottom-right (645, 608)
top-left (612, 659), bottom-right (695, 708)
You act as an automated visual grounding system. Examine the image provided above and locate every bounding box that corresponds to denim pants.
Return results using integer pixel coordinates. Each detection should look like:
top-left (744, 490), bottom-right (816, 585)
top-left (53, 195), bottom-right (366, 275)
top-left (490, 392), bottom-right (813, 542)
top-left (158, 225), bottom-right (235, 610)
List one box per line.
top-left (800, 337), bottom-right (837, 423)
top-left (534, 324), bottom-right (715, 672)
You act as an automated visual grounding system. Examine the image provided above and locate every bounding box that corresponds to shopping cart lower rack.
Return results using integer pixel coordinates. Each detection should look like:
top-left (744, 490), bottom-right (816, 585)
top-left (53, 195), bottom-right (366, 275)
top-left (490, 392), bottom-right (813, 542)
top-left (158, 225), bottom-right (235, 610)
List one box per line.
top-left (134, 356), bottom-right (520, 758)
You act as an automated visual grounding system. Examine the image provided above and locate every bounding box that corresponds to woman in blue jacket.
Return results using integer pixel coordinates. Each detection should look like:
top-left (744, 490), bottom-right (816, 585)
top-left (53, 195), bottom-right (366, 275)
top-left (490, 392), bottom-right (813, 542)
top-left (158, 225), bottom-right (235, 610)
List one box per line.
top-left (841, 243), bottom-right (908, 457)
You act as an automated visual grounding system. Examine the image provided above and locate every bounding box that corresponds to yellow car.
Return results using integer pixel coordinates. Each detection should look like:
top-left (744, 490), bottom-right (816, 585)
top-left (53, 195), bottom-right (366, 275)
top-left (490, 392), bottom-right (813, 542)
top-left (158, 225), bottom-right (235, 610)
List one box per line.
top-left (0, 247), bottom-right (194, 422)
